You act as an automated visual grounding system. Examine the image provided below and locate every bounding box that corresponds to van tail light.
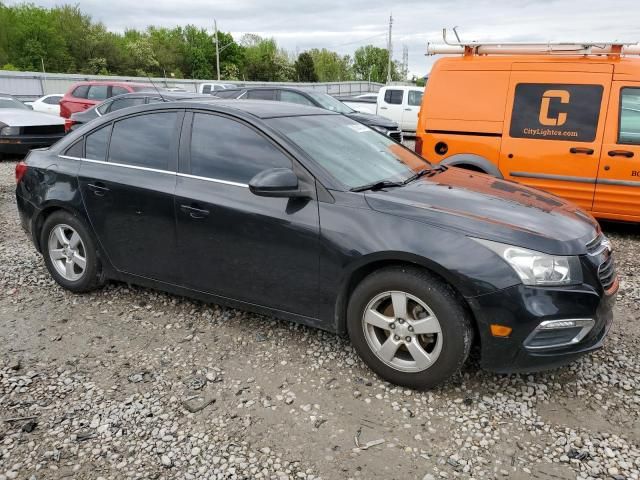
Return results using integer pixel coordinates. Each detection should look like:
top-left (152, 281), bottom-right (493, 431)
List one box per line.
top-left (415, 136), bottom-right (423, 156)
top-left (15, 161), bottom-right (28, 184)
top-left (64, 118), bottom-right (76, 133)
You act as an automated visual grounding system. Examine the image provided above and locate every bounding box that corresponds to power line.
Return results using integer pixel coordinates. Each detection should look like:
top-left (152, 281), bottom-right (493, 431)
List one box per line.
top-left (326, 32), bottom-right (387, 50)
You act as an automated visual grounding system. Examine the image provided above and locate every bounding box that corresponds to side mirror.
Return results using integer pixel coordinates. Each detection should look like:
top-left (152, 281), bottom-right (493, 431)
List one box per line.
top-left (249, 168), bottom-right (308, 198)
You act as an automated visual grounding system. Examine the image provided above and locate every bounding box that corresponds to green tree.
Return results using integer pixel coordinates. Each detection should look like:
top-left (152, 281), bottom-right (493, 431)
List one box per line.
top-left (240, 35), bottom-right (293, 81)
top-left (308, 48), bottom-right (351, 82)
top-left (294, 52), bottom-right (317, 82)
top-left (353, 45), bottom-right (400, 83)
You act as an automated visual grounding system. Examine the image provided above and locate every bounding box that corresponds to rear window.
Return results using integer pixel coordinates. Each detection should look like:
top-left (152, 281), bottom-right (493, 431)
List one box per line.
top-left (619, 87), bottom-right (640, 144)
top-left (247, 90), bottom-right (276, 100)
top-left (112, 86), bottom-right (129, 96)
top-left (509, 83), bottom-right (603, 142)
top-left (109, 97), bottom-right (146, 113)
top-left (408, 90), bottom-right (423, 106)
top-left (72, 85), bottom-right (90, 99)
top-left (212, 90), bottom-right (241, 98)
top-left (44, 96), bottom-right (62, 105)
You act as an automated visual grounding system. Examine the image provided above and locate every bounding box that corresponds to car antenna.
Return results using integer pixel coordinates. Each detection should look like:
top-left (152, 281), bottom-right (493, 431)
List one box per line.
top-left (146, 74), bottom-right (167, 102)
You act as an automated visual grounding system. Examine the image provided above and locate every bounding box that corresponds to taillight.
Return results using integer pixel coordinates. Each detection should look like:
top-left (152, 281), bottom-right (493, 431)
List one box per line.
top-left (64, 118), bottom-right (76, 133)
top-left (415, 136), bottom-right (423, 156)
top-left (15, 161), bottom-right (28, 184)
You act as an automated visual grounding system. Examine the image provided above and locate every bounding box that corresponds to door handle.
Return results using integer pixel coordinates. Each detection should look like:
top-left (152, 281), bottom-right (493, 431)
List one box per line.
top-left (608, 150), bottom-right (634, 158)
top-left (569, 147), bottom-right (594, 155)
top-left (87, 183), bottom-right (109, 196)
top-left (404, 108), bottom-right (412, 111)
top-left (180, 204), bottom-right (210, 219)
top-left (380, 106), bottom-right (388, 110)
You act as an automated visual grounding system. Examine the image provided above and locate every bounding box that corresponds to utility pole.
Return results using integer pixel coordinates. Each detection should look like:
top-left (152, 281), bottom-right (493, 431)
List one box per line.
top-left (402, 45), bottom-right (409, 81)
top-left (386, 13), bottom-right (393, 84)
top-left (214, 19), bottom-right (221, 81)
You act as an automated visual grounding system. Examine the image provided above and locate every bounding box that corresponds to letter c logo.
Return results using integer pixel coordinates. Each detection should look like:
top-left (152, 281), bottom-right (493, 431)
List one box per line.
top-left (539, 89), bottom-right (570, 126)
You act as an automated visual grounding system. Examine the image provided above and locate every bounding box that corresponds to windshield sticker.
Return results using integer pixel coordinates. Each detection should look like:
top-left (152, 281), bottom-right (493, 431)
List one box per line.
top-left (347, 124), bottom-right (370, 133)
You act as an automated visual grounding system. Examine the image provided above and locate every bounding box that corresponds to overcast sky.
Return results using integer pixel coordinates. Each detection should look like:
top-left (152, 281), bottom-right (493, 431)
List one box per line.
top-left (8, 0), bottom-right (640, 77)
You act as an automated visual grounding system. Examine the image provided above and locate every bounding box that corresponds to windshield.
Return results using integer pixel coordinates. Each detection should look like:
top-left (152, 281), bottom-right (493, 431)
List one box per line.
top-left (268, 114), bottom-right (429, 189)
top-left (307, 92), bottom-right (354, 114)
top-left (0, 97), bottom-right (28, 109)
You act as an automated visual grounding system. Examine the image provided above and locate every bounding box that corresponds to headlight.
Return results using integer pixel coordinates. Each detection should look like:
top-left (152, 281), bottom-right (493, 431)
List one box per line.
top-left (472, 238), bottom-right (582, 286)
top-left (370, 125), bottom-right (388, 134)
top-left (0, 126), bottom-right (20, 136)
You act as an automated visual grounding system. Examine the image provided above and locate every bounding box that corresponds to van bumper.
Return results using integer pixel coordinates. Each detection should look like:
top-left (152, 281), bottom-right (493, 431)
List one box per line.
top-left (467, 283), bottom-right (616, 373)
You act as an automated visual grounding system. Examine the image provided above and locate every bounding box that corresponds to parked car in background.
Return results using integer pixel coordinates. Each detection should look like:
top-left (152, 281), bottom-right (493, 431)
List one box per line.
top-left (60, 81), bottom-right (154, 118)
top-left (215, 86), bottom-right (403, 141)
top-left (198, 82), bottom-right (237, 94)
top-left (25, 94), bottom-right (64, 116)
top-left (417, 38), bottom-right (640, 222)
top-left (16, 99), bottom-right (617, 389)
top-left (0, 94), bottom-right (64, 156)
top-left (342, 86), bottom-right (424, 133)
top-left (66, 91), bottom-right (207, 131)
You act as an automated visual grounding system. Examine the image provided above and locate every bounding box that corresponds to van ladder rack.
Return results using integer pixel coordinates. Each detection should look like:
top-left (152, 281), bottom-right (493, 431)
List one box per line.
top-left (427, 28), bottom-right (640, 56)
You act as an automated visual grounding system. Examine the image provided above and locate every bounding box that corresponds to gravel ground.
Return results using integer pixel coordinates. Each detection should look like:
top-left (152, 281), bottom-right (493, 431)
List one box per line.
top-left (1, 156), bottom-right (639, 480)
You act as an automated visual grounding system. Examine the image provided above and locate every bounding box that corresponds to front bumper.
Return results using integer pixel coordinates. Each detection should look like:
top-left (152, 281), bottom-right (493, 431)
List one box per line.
top-left (468, 282), bottom-right (616, 373)
top-left (0, 134), bottom-right (64, 154)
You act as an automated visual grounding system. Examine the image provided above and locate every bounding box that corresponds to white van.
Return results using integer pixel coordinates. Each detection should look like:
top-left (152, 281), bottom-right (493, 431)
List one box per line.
top-left (342, 86), bottom-right (424, 133)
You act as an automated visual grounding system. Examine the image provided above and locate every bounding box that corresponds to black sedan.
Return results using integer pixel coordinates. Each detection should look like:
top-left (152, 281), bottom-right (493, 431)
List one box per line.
top-left (67, 91), bottom-right (207, 131)
top-left (213, 86), bottom-right (403, 142)
top-left (15, 100), bottom-right (617, 389)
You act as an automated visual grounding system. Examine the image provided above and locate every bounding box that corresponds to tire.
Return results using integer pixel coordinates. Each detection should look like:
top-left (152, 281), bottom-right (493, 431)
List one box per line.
top-left (347, 266), bottom-right (473, 390)
top-left (40, 210), bottom-right (102, 293)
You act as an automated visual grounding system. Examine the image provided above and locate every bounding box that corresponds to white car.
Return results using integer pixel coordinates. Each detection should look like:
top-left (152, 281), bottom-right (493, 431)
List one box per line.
top-left (25, 94), bottom-right (64, 116)
top-left (198, 83), bottom-right (237, 94)
top-left (342, 86), bottom-right (425, 133)
top-left (0, 95), bottom-right (65, 157)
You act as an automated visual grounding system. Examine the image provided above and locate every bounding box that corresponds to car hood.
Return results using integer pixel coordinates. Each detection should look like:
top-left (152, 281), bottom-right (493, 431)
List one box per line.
top-left (345, 111), bottom-right (398, 129)
top-left (364, 168), bottom-right (599, 256)
top-left (0, 109), bottom-right (65, 127)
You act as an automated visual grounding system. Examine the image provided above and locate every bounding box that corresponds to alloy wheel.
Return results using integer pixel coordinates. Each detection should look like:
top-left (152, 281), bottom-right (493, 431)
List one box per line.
top-left (48, 224), bottom-right (87, 282)
top-left (362, 290), bottom-right (443, 373)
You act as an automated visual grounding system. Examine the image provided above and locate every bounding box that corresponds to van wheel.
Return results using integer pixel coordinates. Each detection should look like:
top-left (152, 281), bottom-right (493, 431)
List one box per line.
top-left (347, 266), bottom-right (473, 390)
top-left (41, 211), bottom-right (102, 293)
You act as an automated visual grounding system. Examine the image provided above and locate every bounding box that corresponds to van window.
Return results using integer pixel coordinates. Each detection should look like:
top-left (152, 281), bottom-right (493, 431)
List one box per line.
top-left (619, 88), bottom-right (640, 145)
top-left (384, 89), bottom-right (404, 105)
top-left (108, 112), bottom-right (177, 170)
top-left (189, 113), bottom-right (290, 184)
top-left (408, 90), bottom-right (423, 106)
top-left (509, 83), bottom-right (603, 142)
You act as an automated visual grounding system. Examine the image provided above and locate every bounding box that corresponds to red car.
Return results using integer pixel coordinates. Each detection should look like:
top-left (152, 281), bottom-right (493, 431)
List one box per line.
top-left (59, 81), bottom-right (154, 118)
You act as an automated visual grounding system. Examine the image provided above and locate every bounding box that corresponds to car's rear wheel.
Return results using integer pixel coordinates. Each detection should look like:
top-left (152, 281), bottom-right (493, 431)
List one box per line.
top-left (41, 211), bottom-right (101, 293)
top-left (347, 266), bottom-right (473, 389)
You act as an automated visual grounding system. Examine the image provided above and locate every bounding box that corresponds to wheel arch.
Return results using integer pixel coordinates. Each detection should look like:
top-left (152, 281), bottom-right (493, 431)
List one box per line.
top-left (334, 253), bottom-right (480, 344)
top-left (32, 202), bottom-right (91, 253)
top-left (439, 154), bottom-right (503, 178)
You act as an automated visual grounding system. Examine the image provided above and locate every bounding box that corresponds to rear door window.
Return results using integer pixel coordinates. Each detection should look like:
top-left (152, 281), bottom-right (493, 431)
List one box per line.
top-left (111, 86), bottom-right (129, 97)
top-left (384, 89), bottom-right (404, 105)
top-left (72, 85), bottom-right (90, 99)
top-left (189, 113), bottom-right (291, 184)
top-left (87, 85), bottom-right (109, 101)
top-left (108, 112), bottom-right (178, 170)
top-left (44, 95), bottom-right (62, 105)
top-left (85, 125), bottom-right (111, 161)
top-left (619, 87), bottom-right (640, 144)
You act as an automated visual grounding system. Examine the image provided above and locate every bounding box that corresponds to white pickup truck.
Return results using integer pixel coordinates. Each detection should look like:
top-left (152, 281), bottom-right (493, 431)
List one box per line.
top-left (340, 86), bottom-right (424, 133)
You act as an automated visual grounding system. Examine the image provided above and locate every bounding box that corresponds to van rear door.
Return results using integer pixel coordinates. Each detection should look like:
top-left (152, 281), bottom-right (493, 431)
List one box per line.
top-left (593, 82), bottom-right (640, 220)
top-left (500, 66), bottom-right (612, 212)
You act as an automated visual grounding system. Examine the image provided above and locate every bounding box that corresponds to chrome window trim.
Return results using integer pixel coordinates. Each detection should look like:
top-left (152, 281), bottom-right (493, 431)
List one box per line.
top-left (57, 154), bottom-right (249, 187)
top-left (177, 173), bottom-right (249, 188)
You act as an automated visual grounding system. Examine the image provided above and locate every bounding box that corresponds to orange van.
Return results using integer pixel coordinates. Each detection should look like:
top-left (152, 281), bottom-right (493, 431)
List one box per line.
top-left (416, 39), bottom-right (640, 222)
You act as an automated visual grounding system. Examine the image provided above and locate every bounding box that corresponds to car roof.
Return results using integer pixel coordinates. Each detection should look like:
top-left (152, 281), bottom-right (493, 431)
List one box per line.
top-left (107, 91), bottom-right (207, 101)
top-left (165, 98), bottom-right (334, 119)
top-left (220, 86), bottom-right (319, 94)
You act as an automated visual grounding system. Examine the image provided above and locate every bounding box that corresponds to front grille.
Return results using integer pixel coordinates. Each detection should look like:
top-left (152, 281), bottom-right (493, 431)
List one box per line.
top-left (598, 255), bottom-right (616, 291)
top-left (22, 125), bottom-right (65, 135)
top-left (388, 130), bottom-right (403, 142)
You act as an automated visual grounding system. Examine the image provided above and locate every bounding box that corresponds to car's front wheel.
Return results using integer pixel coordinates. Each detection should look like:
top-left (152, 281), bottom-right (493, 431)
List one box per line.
top-left (347, 266), bottom-right (473, 389)
top-left (41, 211), bottom-right (102, 293)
